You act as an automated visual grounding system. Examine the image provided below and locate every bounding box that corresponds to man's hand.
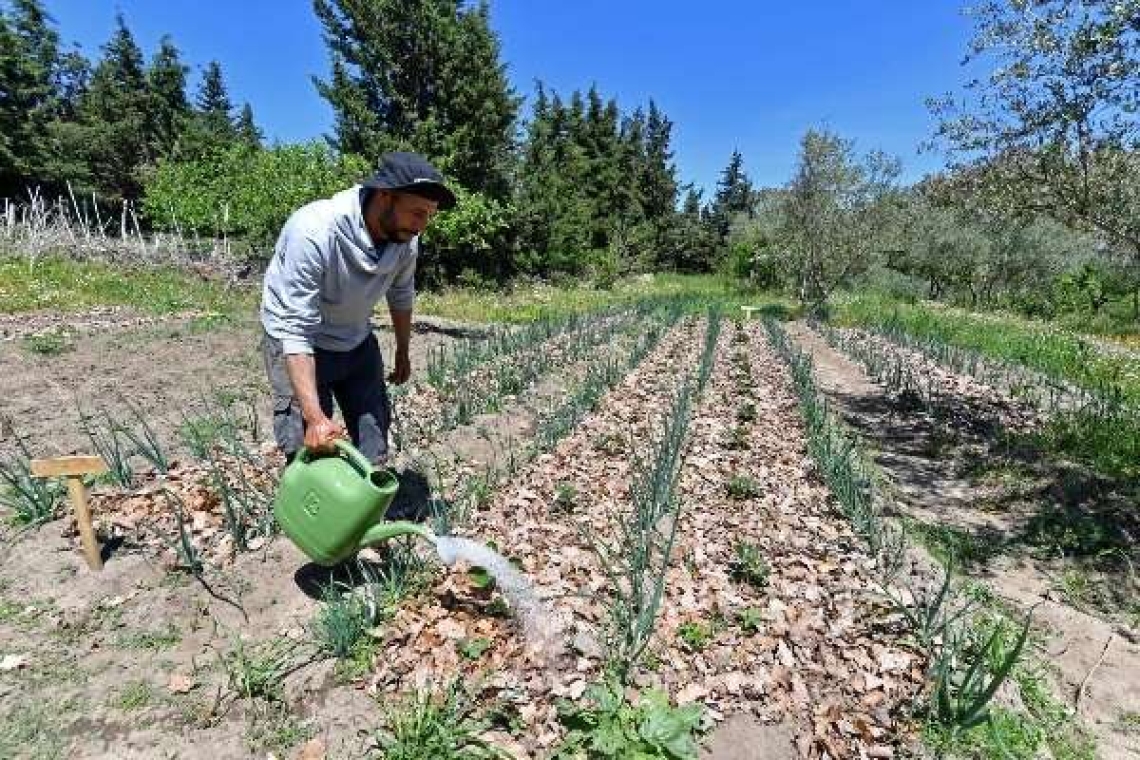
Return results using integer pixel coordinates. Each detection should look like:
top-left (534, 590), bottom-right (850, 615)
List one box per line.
top-left (387, 348), bottom-right (411, 385)
top-left (284, 353), bottom-right (345, 453)
top-left (388, 308), bottom-right (413, 385)
top-left (304, 415), bottom-right (347, 453)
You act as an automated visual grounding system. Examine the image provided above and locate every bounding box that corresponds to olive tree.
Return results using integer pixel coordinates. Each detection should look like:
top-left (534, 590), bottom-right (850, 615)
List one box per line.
top-left (775, 128), bottom-right (902, 309)
top-left (929, 0), bottom-right (1140, 263)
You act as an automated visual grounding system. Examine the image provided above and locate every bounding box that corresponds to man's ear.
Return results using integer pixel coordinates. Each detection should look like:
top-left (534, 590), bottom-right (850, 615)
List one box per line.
top-left (366, 189), bottom-right (391, 211)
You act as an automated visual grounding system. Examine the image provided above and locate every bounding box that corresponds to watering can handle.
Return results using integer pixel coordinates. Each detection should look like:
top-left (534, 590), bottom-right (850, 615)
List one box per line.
top-left (296, 440), bottom-right (375, 478)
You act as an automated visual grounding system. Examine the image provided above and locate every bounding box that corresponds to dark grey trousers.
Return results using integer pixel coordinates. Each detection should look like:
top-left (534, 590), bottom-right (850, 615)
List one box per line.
top-left (261, 332), bottom-right (391, 465)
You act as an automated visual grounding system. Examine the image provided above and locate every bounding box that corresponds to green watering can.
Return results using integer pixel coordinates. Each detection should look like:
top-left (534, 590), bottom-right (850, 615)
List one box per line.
top-left (273, 440), bottom-right (431, 566)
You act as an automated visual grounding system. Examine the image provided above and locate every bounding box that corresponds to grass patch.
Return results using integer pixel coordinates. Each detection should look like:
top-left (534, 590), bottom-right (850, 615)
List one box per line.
top-left (0, 699), bottom-right (74, 759)
top-left (729, 541), bottom-right (771, 589)
top-left (457, 637), bottom-right (492, 660)
top-left (0, 600), bottom-right (22, 622)
top-left (111, 680), bottom-right (154, 711)
top-left (246, 706), bottom-right (315, 756)
top-left (20, 328), bottom-right (76, 355)
top-left (735, 401), bottom-right (757, 423)
top-left (677, 620), bottom-right (714, 652)
top-left (902, 518), bottom-right (1006, 568)
top-left (312, 584), bottom-right (378, 682)
top-left (725, 474), bottom-right (761, 500)
top-left (416, 274), bottom-right (795, 324)
top-left (222, 637), bottom-right (296, 703)
top-left (370, 679), bottom-right (511, 759)
top-left (0, 255), bottom-right (253, 316)
top-left (552, 482), bottom-right (580, 513)
top-left (116, 624), bottom-right (181, 651)
top-left (833, 293), bottom-right (1140, 405)
top-left (921, 602), bottom-right (1096, 760)
top-left (1021, 503), bottom-right (1130, 559)
top-left (737, 607), bottom-right (763, 634)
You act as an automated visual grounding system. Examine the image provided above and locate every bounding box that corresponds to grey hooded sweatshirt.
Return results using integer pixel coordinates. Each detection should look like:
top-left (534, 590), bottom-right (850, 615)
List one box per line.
top-left (260, 186), bottom-right (417, 355)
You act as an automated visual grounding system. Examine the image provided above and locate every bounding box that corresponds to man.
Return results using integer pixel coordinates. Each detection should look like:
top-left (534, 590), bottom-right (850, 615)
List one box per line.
top-left (260, 151), bottom-right (456, 467)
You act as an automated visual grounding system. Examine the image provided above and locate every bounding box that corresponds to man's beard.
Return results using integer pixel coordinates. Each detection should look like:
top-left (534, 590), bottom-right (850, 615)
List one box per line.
top-left (379, 207), bottom-right (415, 242)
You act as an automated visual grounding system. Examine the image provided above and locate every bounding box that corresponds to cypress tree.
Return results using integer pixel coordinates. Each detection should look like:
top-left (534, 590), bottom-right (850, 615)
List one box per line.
top-left (616, 108), bottom-right (647, 223)
top-left (641, 100), bottom-right (678, 225)
top-left (515, 86), bottom-right (590, 272)
top-left (434, 1), bottom-right (518, 196)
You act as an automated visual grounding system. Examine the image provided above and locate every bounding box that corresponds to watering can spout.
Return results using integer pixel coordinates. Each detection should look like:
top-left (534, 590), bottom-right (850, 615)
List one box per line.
top-left (360, 520), bottom-right (434, 547)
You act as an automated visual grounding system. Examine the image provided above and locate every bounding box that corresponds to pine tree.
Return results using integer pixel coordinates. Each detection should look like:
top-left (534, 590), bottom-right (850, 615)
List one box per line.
top-left (615, 107), bottom-right (646, 223)
top-left (195, 60), bottom-right (235, 138)
top-left (236, 103), bottom-right (263, 148)
top-left (313, 0), bottom-right (518, 196)
top-left (53, 48), bottom-right (89, 120)
top-left (708, 149), bottom-right (753, 243)
top-left (641, 100), bottom-right (678, 224)
top-left (174, 59), bottom-right (238, 159)
top-left (146, 36), bottom-right (188, 159)
top-left (658, 183), bottom-right (718, 272)
top-left (0, 0), bottom-right (61, 193)
top-left (77, 13), bottom-right (152, 199)
top-left (39, 46), bottom-right (91, 190)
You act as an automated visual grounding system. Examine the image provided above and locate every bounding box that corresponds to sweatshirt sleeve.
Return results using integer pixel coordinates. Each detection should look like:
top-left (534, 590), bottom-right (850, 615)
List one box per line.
top-left (264, 229), bottom-right (327, 355)
top-left (385, 241), bottom-right (418, 311)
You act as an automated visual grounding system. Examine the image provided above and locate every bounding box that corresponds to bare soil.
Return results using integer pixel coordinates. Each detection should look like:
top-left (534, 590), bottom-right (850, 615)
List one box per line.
top-left (4, 307), bottom-right (1132, 759)
top-left (0, 311), bottom-right (923, 760)
top-left (0, 309), bottom-right (464, 459)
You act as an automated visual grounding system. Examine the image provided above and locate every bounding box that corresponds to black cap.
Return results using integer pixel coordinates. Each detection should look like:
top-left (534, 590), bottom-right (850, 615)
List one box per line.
top-left (362, 151), bottom-right (457, 210)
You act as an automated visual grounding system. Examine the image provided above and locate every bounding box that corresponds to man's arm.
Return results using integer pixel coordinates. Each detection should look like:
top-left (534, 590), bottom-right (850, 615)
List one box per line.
top-left (285, 354), bottom-right (345, 450)
top-left (388, 307), bottom-right (412, 384)
top-left (385, 242), bottom-right (417, 386)
top-left (265, 228), bottom-right (345, 451)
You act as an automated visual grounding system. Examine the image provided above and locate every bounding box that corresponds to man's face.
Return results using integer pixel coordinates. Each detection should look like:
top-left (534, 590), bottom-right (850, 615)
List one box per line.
top-left (370, 191), bottom-right (439, 243)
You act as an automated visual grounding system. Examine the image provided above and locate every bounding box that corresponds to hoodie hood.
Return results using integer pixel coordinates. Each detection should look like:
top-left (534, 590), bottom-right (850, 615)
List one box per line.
top-left (329, 186), bottom-right (408, 276)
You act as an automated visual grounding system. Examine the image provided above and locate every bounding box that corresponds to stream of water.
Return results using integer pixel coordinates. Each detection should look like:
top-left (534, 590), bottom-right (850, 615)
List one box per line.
top-left (433, 535), bottom-right (562, 652)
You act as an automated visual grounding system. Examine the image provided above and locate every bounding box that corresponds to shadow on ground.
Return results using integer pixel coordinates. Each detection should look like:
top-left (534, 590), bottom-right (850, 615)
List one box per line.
top-left (796, 326), bottom-right (1139, 617)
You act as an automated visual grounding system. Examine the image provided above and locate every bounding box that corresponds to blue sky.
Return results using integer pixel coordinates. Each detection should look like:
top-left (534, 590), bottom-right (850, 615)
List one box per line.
top-left (47, 1), bottom-right (976, 195)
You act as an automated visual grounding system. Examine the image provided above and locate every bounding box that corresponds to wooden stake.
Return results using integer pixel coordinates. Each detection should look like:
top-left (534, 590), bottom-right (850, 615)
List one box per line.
top-left (30, 455), bottom-right (108, 571)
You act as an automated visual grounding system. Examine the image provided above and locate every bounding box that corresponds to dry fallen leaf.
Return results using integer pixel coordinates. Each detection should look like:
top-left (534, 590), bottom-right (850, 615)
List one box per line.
top-left (167, 673), bottom-right (196, 694)
top-left (296, 738), bottom-right (326, 760)
top-left (437, 618), bottom-right (467, 640)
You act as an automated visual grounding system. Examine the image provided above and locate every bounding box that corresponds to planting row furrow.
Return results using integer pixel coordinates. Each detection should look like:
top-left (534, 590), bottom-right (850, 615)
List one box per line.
top-left (812, 320), bottom-right (1140, 477)
top-left (358, 315), bottom-right (707, 756)
top-left (764, 319), bottom-right (1052, 753)
top-left (390, 304), bottom-right (657, 447)
top-left (812, 321), bottom-right (1042, 432)
top-left (621, 316), bottom-right (921, 758)
top-left (400, 303), bottom-right (689, 531)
